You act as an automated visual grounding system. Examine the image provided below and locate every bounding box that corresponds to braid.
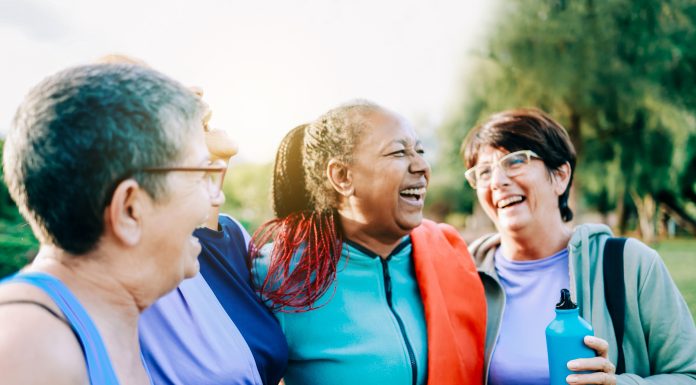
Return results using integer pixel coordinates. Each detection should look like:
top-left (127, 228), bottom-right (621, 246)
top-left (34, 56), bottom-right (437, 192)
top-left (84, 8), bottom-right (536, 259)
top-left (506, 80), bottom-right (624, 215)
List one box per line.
top-left (250, 100), bottom-right (384, 311)
top-left (249, 210), bottom-right (343, 311)
top-left (272, 124), bottom-right (312, 218)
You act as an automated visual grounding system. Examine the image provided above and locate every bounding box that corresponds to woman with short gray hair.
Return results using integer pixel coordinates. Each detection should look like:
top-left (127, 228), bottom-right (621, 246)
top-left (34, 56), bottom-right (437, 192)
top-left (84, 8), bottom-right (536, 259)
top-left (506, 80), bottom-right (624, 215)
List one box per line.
top-left (0, 63), bottom-right (225, 384)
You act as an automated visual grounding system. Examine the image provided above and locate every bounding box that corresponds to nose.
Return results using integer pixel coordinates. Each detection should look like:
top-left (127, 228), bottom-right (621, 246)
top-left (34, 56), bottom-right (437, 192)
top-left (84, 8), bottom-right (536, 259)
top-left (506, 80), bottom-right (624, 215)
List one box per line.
top-left (409, 152), bottom-right (431, 179)
top-left (489, 163), bottom-right (510, 189)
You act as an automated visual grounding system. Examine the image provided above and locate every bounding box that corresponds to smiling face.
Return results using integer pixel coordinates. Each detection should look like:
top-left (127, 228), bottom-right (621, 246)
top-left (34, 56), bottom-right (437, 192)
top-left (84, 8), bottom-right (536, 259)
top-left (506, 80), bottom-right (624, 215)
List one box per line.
top-left (143, 126), bottom-right (213, 289)
top-left (339, 112), bottom-right (430, 240)
top-left (475, 145), bottom-right (569, 236)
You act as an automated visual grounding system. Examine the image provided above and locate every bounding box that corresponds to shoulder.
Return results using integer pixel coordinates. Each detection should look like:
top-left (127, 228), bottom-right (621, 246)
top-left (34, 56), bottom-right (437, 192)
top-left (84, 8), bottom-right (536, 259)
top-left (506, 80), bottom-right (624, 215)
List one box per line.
top-left (0, 284), bottom-right (86, 385)
top-left (250, 242), bottom-right (275, 284)
top-left (218, 214), bottom-right (251, 246)
top-left (570, 223), bottom-right (657, 266)
top-left (467, 233), bottom-right (500, 264)
top-left (412, 219), bottom-right (463, 245)
top-left (621, 238), bottom-right (667, 291)
top-left (411, 219), bottom-right (476, 266)
top-left (568, 223), bottom-right (613, 251)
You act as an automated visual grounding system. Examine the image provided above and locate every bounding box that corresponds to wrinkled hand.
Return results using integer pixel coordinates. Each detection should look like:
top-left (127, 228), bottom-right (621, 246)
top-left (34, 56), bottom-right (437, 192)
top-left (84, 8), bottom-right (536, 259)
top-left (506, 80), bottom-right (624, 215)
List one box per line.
top-left (205, 129), bottom-right (238, 160)
top-left (566, 336), bottom-right (616, 384)
top-left (190, 87), bottom-right (238, 159)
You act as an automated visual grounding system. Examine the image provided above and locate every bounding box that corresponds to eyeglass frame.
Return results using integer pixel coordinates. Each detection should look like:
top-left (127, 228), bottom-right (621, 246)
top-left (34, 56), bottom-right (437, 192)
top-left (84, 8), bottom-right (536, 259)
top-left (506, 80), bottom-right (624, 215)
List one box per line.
top-left (140, 159), bottom-right (228, 197)
top-left (464, 150), bottom-right (541, 189)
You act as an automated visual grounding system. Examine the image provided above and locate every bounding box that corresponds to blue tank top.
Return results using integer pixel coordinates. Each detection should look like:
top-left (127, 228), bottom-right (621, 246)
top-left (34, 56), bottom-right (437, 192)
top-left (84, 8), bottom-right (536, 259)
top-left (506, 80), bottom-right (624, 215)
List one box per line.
top-left (1, 272), bottom-right (148, 385)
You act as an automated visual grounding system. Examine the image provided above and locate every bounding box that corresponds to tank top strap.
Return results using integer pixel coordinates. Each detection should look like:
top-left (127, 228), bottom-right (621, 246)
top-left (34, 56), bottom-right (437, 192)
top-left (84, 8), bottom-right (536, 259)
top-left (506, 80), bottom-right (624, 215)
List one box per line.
top-left (1, 272), bottom-right (121, 385)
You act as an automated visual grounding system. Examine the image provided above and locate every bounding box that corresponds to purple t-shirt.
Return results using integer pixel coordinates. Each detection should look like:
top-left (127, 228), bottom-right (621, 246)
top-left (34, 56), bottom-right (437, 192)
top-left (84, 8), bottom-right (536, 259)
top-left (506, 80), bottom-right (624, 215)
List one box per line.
top-left (139, 215), bottom-right (287, 385)
top-left (488, 246), bottom-right (569, 385)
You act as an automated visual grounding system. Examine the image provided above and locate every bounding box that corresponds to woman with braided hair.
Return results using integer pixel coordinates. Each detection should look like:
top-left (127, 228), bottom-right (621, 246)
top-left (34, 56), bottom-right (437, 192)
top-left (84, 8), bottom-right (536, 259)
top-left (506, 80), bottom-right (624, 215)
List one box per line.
top-left (251, 101), bottom-right (487, 385)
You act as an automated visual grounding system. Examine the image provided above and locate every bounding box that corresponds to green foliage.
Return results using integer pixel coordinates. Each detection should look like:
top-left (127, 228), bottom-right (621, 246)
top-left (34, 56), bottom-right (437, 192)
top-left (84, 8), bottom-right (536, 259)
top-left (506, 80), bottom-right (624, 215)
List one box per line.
top-left (0, 220), bottom-right (37, 276)
top-left (436, 0), bottom-right (696, 237)
top-left (0, 139), bottom-right (38, 276)
top-left (219, 162), bottom-right (273, 232)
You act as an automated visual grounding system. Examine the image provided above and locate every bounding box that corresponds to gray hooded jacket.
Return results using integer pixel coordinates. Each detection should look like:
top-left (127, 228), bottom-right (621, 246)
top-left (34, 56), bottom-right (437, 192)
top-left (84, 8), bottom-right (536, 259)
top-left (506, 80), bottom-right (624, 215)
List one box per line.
top-left (469, 223), bottom-right (696, 385)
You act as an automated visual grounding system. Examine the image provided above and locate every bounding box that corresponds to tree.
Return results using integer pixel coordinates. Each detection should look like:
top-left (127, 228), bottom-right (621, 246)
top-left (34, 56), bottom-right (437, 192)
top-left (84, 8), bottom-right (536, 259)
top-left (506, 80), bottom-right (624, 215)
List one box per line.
top-left (0, 139), bottom-right (38, 276)
top-left (436, 0), bottom-right (696, 241)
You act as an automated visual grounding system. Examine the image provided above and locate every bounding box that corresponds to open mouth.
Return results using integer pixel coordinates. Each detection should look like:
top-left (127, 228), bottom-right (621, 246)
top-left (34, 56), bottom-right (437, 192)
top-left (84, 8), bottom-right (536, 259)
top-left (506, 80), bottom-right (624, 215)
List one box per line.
top-left (496, 195), bottom-right (525, 209)
top-left (399, 186), bottom-right (427, 203)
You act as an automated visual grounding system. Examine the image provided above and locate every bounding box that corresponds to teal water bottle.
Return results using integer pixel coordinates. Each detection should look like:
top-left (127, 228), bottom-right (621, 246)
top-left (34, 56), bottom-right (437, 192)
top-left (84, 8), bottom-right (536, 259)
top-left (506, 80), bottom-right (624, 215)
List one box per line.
top-left (546, 289), bottom-right (595, 385)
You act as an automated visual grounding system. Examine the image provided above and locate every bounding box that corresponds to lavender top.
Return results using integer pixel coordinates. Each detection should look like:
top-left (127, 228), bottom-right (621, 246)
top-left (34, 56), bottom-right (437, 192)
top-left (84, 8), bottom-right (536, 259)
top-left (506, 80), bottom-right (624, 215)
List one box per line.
top-left (488, 246), bottom-right (570, 385)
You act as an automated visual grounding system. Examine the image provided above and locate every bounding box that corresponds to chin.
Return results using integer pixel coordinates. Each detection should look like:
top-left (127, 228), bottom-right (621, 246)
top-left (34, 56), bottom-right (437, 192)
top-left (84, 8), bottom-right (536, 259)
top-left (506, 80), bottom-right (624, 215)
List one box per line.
top-left (397, 214), bottom-right (424, 232)
top-left (184, 259), bottom-right (200, 279)
top-left (498, 216), bottom-right (531, 233)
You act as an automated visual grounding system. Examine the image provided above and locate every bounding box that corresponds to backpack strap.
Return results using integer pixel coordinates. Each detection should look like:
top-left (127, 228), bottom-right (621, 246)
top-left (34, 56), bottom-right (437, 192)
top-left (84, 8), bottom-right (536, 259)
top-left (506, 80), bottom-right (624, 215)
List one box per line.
top-left (603, 237), bottom-right (627, 375)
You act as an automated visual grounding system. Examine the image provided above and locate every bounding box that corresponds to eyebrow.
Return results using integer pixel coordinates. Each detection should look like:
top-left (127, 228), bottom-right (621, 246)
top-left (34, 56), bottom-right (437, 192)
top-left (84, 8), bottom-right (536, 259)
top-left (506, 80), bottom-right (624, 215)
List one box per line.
top-left (384, 139), bottom-right (423, 149)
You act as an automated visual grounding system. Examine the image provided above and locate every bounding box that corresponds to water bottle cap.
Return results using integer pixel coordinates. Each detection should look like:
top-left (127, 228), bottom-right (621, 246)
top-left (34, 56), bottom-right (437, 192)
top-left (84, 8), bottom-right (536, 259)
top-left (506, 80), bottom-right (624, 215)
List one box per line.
top-left (555, 288), bottom-right (578, 309)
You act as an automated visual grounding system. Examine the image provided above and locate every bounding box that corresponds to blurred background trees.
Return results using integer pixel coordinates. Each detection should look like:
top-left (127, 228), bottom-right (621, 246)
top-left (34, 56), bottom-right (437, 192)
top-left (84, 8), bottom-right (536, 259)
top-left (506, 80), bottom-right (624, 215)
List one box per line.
top-left (1, 0), bottom-right (695, 272)
top-left (431, 0), bottom-right (696, 243)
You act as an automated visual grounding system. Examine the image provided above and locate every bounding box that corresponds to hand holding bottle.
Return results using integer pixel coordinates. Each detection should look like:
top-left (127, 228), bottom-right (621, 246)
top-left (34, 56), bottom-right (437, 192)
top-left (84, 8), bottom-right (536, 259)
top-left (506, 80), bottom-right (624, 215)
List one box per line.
top-left (565, 335), bottom-right (616, 384)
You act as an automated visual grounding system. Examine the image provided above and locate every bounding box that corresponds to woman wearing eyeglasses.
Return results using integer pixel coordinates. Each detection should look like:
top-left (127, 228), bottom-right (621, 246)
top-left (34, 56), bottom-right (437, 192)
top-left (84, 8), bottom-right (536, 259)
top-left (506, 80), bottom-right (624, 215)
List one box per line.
top-left (138, 108), bottom-right (288, 385)
top-left (461, 108), bottom-right (696, 385)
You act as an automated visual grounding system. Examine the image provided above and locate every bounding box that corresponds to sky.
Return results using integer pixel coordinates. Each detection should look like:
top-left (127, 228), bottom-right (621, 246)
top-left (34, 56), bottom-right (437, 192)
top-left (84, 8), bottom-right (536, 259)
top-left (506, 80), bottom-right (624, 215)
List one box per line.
top-left (0, 0), bottom-right (499, 163)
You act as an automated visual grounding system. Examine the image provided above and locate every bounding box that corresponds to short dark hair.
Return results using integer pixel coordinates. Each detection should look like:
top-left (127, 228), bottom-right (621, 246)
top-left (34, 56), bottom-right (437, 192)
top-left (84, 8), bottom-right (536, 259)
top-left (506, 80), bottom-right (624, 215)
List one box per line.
top-left (3, 64), bottom-right (204, 254)
top-left (460, 108), bottom-right (577, 222)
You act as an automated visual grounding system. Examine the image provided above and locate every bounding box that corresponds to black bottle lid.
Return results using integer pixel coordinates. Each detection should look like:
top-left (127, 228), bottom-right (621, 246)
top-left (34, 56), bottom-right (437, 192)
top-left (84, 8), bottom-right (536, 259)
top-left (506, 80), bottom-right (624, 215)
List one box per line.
top-left (555, 288), bottom-right (578, 309)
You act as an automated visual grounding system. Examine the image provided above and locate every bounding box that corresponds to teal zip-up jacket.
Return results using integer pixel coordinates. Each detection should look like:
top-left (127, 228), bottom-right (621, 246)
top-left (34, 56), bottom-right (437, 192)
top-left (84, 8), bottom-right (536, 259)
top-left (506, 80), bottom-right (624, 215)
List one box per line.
top-left (469, 223), bottom-right (696, 385)
top-left (255, 238), bottom-right (429, 385)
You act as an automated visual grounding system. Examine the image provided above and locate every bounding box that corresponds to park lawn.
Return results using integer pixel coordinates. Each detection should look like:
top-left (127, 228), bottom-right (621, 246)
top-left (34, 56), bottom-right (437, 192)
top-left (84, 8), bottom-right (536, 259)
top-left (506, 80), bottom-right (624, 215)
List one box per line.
top-left (653, 238), bottom-right (696, 321)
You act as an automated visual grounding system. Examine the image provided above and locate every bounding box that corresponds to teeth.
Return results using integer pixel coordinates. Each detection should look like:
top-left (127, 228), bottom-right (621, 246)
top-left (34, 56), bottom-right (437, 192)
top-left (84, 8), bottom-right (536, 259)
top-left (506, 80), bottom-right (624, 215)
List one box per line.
top-left (400, 187), bottom-right (426, 195)
top-left (497, 196), bottom-right (523, 208)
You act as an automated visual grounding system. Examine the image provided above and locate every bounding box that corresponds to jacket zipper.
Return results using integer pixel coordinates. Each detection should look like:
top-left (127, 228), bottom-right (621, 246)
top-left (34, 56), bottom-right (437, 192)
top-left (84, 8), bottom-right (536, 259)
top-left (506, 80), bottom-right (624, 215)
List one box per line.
top-left (380, 258), bottom-right (417, 385)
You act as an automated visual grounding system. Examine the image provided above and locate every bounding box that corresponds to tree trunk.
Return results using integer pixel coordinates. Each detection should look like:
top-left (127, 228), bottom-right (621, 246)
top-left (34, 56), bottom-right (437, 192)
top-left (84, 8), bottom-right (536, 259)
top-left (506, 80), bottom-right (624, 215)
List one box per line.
top-left (567, 109), bottom-right (582, 221)
top-left (630, 190), bottom-right (656, 243)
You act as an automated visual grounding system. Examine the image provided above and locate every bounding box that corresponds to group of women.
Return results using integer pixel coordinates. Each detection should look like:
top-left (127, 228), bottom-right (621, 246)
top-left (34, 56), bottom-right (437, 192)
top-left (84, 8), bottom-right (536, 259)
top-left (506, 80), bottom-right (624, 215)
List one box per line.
top-left (0, 61), bottom-right (694, 385)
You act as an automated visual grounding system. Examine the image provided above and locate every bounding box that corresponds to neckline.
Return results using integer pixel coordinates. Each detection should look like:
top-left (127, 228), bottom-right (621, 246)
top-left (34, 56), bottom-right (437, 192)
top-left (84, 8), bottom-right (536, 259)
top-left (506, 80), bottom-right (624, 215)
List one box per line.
top-left (344, 236), bottom-right (411, 261)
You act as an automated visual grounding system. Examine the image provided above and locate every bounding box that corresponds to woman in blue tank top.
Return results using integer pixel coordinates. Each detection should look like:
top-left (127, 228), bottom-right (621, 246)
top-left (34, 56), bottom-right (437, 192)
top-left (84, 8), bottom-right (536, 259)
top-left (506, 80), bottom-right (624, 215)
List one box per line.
top-left (0, 64), bottom-right (222, 384)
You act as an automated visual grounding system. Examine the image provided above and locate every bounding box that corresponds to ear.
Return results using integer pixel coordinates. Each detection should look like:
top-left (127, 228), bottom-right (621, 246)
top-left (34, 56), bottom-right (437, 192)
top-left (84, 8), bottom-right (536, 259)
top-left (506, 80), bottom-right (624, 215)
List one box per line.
top-left (552, 162), bottom-right (572, 196)
top-left (104, 179), bottom-right (146, 247)
top-left (327, 158), bottom-right (354, 197)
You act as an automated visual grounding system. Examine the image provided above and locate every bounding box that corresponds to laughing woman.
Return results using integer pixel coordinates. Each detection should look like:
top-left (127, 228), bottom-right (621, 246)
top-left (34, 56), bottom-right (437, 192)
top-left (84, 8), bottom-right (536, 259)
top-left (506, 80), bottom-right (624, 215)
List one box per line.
top-left (251, 101), bottom-right (487, 385)
top-left (462, 109), bottom-right (696, 385)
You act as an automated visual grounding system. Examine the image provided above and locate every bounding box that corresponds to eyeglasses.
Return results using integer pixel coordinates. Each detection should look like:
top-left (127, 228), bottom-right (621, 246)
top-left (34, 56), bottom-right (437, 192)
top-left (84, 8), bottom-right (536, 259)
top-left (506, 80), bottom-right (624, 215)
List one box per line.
top-left (141, 160), bottom-right (227, 197)
top-left (464, 150), bottom-right (541, 189)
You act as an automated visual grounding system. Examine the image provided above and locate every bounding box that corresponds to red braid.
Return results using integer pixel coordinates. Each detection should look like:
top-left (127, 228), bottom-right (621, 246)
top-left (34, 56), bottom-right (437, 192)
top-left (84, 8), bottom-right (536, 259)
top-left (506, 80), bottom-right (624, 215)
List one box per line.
top-left (249, 210), bottom-right (344, 312)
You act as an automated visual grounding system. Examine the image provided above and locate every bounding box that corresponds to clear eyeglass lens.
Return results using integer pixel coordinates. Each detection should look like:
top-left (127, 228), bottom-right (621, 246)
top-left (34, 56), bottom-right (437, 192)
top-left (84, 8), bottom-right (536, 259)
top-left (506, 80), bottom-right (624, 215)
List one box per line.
top-left (502, 152), bottom-right (530, 175)
top-left (470, 151), bottom-right (532, 188)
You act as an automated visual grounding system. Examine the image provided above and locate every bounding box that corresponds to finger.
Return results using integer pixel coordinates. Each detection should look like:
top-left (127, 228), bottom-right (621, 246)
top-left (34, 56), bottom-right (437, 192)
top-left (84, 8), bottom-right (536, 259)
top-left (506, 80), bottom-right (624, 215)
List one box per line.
top-left (568, 357), bottom-right (615, 373)
top-left (189, 86), bottom-right (204, 97)
top-left (205, 129), bottom-right (238, 159)
top-left (584, 335), bottom-right (609, 358)
top-left (566, 371), bottom-right (616, 384)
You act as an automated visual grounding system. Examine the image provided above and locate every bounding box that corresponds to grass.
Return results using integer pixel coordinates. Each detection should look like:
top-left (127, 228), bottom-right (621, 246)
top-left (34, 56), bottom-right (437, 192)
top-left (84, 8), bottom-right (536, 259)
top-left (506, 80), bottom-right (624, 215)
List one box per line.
top-left (652, 238), bottom-right (696, 320)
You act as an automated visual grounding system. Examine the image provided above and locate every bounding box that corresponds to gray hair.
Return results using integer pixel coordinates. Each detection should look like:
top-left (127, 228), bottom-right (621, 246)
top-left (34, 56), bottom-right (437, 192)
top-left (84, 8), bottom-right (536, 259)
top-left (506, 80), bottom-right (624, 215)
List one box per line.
top-left (3, 63), bottom-right (204, 254)
top-left (303, 100), bottom-right (387, 211)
